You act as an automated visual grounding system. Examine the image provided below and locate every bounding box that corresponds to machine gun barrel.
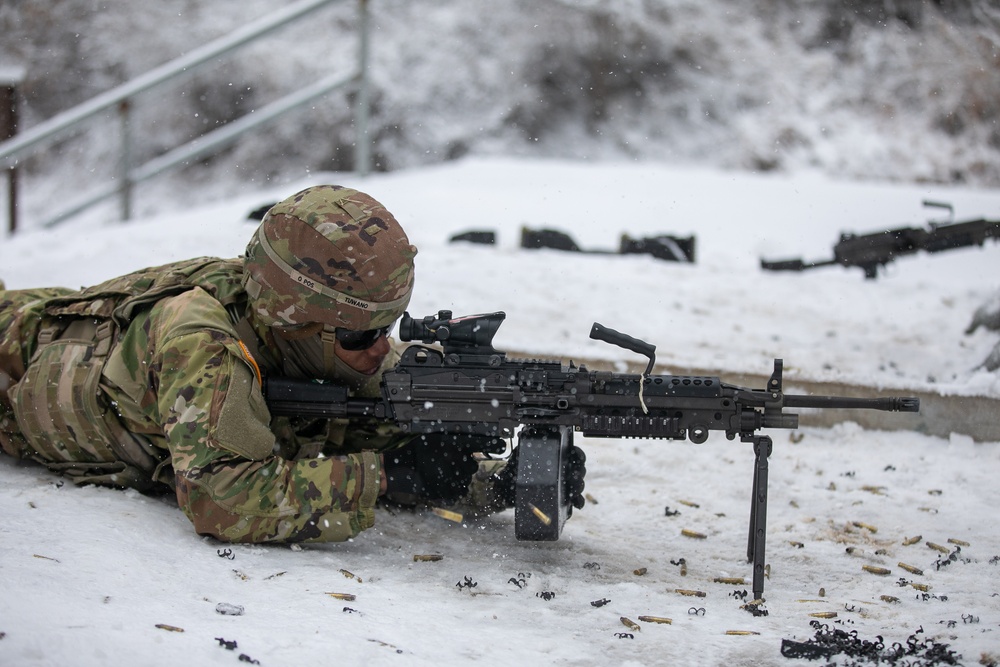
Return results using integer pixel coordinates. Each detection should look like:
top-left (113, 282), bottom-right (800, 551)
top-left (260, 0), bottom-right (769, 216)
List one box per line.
top-left (784, 394), bottom-right (920, 412)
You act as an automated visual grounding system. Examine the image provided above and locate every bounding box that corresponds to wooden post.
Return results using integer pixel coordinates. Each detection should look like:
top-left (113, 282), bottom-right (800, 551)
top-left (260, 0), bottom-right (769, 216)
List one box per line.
top-left (0, 66), bottom-right (25, 234)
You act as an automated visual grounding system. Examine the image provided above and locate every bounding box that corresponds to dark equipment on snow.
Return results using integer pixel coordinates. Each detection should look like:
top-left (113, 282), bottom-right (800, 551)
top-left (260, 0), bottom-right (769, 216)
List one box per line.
top-left (448, 230), bottom-right (496, 245)
top-left (264, 310), bottom-right (919, 600)
top-left (448, 226), bottom-right (696, 263)
top-left (520, 226), bottom-right (696, 263)
top-left (761, 201), bottom-right (1000, 279)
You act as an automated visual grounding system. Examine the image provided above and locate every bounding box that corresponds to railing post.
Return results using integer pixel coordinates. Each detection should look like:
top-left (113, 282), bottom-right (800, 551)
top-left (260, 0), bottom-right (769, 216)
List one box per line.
top-left (118, 99), bottom-right (133, 221)
top-left (355, 0), bottom-right (371, 177)
top-left (1, 67), bottom-right (25, 234)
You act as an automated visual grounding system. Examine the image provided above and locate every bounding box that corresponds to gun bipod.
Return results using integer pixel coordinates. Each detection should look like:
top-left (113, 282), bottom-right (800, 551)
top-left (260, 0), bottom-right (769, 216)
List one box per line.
top-left (745, 433), bottom-right (773, 601)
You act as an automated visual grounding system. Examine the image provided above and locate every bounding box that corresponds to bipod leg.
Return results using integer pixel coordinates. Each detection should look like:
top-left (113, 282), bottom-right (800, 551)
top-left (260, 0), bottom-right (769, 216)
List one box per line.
top-left (745, 434), bottom-right (773, 601)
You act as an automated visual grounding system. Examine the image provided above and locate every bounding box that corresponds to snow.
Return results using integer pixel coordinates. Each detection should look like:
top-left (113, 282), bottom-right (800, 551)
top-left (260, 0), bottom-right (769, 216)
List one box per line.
top-left (2, 157), bottom-right (1000, 666)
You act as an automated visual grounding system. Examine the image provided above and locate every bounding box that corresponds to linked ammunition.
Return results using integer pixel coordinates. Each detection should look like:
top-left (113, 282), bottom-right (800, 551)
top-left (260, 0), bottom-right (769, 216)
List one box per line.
top-left (620, 617), bottom-right (641, 631)
top-left (638, 616), bottom-right (672, 625)
top-left (431, 507), bottom-right (463, 523)
top-left (155, 624), bottom-right (184, 632)
top-left (325, 592), bottom-right (357, 601)
top-left (529, 504), bottom-right (552, 526)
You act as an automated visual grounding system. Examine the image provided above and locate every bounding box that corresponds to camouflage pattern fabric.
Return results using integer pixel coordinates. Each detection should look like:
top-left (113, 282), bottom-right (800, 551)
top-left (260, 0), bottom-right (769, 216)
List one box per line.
top-left (0, 259), bottom-right (412, 543)
top-left (0, 287), bottom-right (74, 459)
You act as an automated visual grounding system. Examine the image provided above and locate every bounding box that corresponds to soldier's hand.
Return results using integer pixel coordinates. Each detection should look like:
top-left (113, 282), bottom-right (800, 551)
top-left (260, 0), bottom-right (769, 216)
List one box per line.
top-left (384, 434), bottom-right (503, 504)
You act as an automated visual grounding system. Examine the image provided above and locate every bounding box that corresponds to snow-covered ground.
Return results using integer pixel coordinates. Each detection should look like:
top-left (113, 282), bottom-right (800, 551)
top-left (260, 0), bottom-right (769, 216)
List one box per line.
top-left (1, 158), bottom-right (999, 666)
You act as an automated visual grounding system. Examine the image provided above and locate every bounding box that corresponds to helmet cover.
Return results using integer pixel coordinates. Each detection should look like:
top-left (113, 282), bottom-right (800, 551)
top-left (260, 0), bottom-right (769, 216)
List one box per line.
top-left (243, 185), bottom-right (417, 331)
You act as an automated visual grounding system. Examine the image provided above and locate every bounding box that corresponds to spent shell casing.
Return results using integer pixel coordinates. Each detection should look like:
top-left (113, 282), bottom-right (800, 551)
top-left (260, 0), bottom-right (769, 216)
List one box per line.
top-left (809, 611), bottom-right (838, 619)
top-left (713, 577), bottom-right (746, 585)
top-left (633, 567), bottom-right (648, 576)
top-left (898, 562), bottom-right (923, 576)
top-left (862, 565), bottom-right (892, 576)
top-left (675, 589), bottom-right (707, 597)
top-left (325, 592), bottom-right (357, 601)
top-left (880, 595), bottom-right (900, 604)
top-left (927, 542), bottom-right (950, 553)
top-left (903, 535), bottom-right (922, 546)
top-left (529, 504), bottom-right (552, 526)
top-left (678, 499), bottom-right (700, 508)
top-left (413, 554), bottom-right (444, 562)
top-left (620, 617), bottom-right (641, 631)
top-left (339, 569), bottom-right (361, 582)
top-left (155, 624), bottom-right (185, 632)
top-left (910, 582), bottom-right (930, 592)
top-left (947, 538), bottom-right (970, 547)
top-left (637, 616), bottom-right (672, 625)
top-left (681, 529), bottom-right (707, 539)
top-left (431, 507), bottom-right (464, 523)
top-left (852, 521), bottom-right (878, 533)
top-left (725, 630), bottom-right (760, 636)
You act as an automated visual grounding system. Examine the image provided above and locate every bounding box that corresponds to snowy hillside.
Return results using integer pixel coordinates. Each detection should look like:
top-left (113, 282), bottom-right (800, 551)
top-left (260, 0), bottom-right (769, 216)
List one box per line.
top-left (2, 0), bottom-right (999, 228)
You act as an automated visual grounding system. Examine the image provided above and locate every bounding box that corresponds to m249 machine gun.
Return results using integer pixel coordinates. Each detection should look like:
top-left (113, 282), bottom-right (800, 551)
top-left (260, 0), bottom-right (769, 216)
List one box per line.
top-left (761, 202), bottom-right (1000, 279)
top-left (265, 311), bottom-right (920, 599)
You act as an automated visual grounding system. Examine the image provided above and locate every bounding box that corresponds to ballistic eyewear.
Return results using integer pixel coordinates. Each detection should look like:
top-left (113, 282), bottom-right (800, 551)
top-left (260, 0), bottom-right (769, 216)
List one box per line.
top-left (334, 324), bottom-right (393, 351)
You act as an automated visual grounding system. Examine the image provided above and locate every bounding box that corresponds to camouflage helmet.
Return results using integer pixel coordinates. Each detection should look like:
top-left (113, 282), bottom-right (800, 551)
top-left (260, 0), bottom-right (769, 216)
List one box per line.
top-left (242, 185), bottom-right (417, 331)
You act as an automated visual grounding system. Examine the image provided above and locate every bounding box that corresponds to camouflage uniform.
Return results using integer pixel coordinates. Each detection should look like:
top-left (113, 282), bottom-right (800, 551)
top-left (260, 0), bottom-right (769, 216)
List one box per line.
top-left (0, 185), bottom-right (420, 543)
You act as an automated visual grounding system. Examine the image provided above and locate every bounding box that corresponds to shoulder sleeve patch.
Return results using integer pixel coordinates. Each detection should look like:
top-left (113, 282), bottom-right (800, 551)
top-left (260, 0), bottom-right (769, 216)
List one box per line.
top-left (214, 358), bottom-right (274, 461)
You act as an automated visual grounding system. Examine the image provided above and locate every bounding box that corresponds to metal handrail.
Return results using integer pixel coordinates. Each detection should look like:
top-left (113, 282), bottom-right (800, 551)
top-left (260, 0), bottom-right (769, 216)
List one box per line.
top-left (43, 72), bottom-right (359, 228)
top-left (0, 0), bottom-right (369, 230)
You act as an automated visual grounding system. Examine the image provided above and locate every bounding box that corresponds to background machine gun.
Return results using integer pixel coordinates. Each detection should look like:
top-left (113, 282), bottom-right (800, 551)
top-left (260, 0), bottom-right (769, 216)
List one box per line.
top-left (265, 311), bottom-right (920, 599)
top-left (761, 201), bottom-right (999, 279)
